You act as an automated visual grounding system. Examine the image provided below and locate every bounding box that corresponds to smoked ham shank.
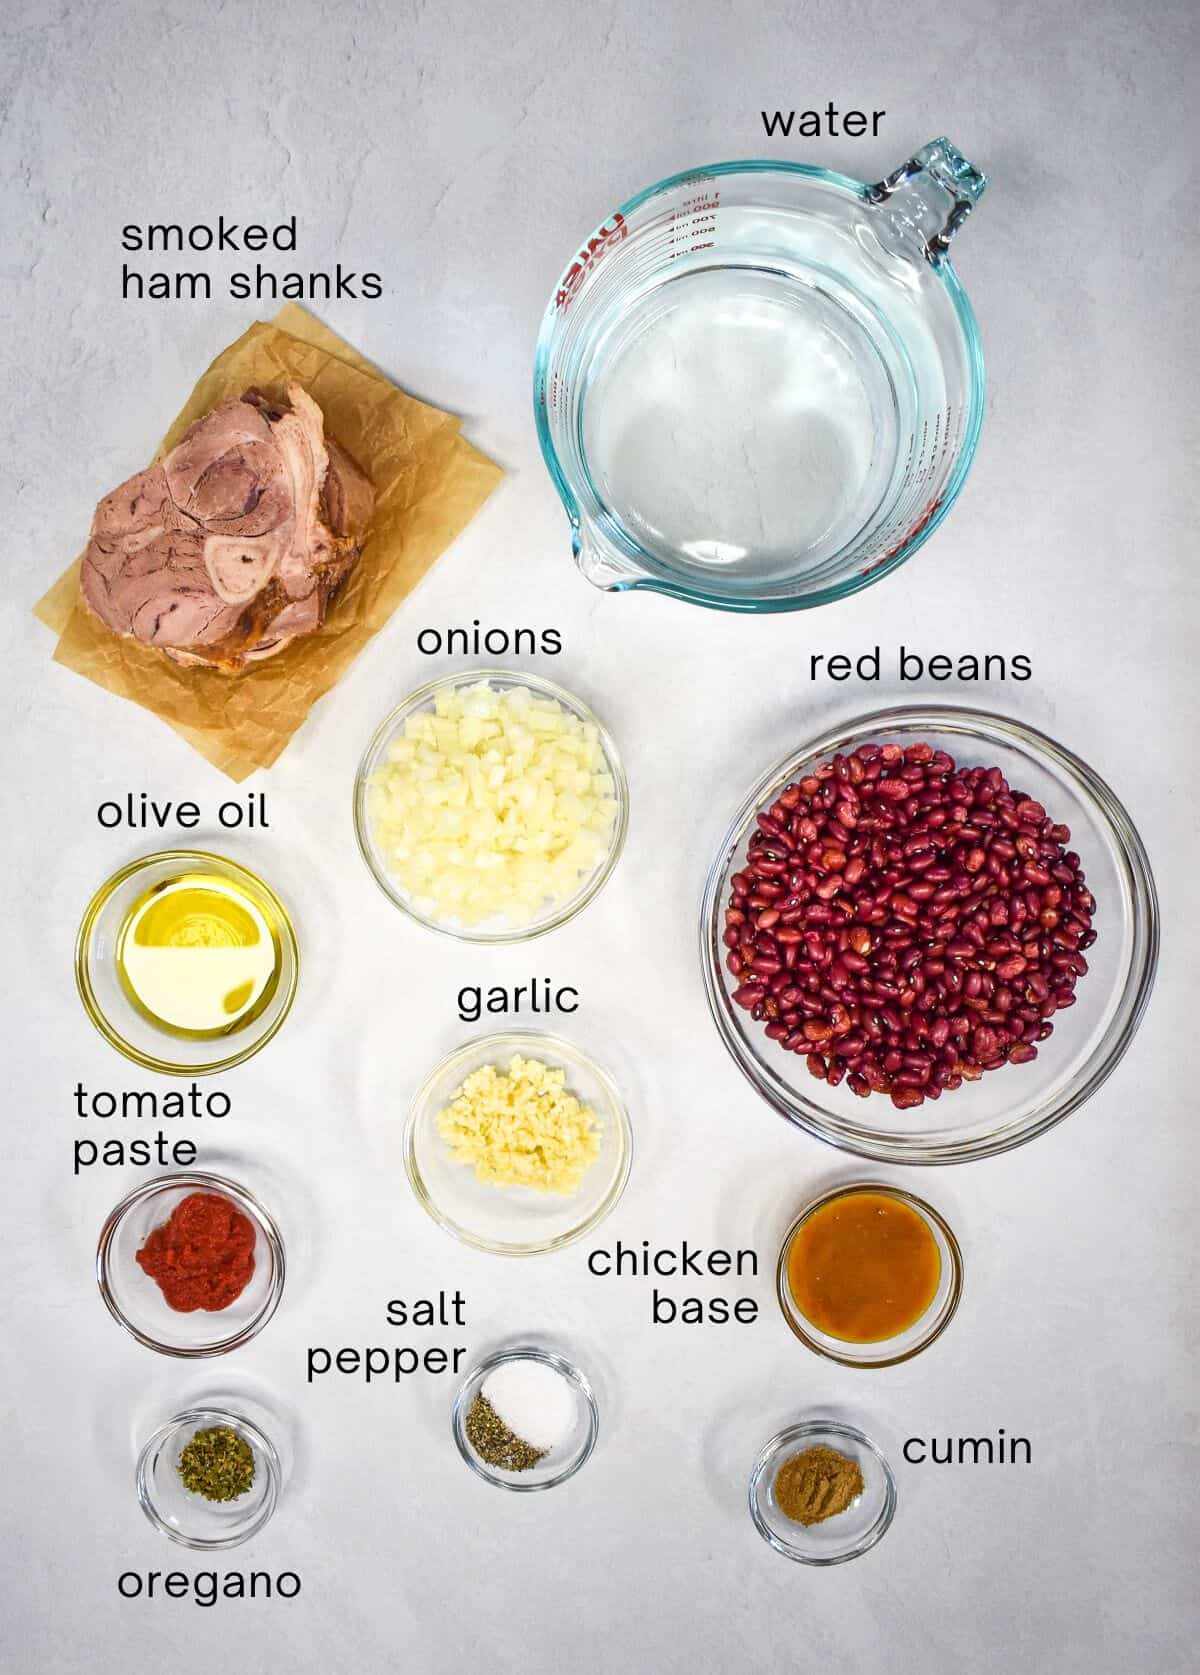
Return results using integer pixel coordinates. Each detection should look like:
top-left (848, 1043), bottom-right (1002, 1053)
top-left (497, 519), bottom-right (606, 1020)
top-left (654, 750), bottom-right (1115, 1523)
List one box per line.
top-left (80, 384), bottom-right (374, 671)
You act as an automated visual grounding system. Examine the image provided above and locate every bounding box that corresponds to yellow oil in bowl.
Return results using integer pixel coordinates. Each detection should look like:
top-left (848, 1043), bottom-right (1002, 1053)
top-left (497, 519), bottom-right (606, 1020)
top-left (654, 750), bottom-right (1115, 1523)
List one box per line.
top-left (115, 871), bottom-right (282, 1040)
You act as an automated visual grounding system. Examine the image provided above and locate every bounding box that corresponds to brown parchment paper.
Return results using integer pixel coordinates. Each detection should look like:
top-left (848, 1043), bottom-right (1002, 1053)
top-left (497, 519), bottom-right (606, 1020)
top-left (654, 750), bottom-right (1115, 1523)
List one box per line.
top-left (34, 303), bottom-right (503, 781)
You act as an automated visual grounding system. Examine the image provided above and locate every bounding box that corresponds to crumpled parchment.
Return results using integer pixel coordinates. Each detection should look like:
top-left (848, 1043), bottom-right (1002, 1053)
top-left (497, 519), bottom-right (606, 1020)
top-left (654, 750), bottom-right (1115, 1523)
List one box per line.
top-left (34, 303), bottom-right (503, 781)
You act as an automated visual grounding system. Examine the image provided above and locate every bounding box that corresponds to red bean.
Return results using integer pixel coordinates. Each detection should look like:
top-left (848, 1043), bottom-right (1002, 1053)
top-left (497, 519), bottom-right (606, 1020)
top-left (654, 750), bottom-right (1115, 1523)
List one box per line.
top-left (726, 743), bottom-right (1095, 1104)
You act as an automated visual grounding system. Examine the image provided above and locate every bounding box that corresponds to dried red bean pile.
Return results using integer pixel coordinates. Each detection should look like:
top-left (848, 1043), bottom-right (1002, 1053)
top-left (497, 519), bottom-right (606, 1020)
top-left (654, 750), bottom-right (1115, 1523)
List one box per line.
top-left (724, 743), bottom-right (1097, 1109)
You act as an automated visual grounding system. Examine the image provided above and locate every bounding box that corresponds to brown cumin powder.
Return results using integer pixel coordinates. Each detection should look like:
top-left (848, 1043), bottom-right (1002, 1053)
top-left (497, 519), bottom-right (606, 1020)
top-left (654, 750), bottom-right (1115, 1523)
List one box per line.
top-left (774, 1445), bottom-right (864, 1526)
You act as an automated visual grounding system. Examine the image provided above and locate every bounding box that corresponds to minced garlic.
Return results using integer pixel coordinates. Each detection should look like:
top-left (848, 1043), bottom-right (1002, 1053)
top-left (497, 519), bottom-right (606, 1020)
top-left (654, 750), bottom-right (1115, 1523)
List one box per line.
top-left (435, 1055), bottom-right (601, 1195)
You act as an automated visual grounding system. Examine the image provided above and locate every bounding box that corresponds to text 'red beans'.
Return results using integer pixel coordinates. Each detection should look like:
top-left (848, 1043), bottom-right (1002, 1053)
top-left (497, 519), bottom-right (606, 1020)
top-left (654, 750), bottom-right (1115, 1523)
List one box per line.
top-left (723, 744), bottom-right (1096, 1110)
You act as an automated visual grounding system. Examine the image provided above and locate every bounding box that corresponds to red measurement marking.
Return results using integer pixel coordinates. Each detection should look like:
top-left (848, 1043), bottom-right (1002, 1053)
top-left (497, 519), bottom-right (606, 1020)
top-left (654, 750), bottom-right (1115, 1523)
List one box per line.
top-left (554, 214), bottom-right (628, 310)
top-left (863, 496), bottom-right (945, 574)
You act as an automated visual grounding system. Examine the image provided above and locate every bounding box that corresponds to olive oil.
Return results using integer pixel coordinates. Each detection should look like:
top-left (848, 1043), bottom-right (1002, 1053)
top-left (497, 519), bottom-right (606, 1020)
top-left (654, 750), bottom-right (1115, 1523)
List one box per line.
top-left (115, 871), bottom-right (282, 1039)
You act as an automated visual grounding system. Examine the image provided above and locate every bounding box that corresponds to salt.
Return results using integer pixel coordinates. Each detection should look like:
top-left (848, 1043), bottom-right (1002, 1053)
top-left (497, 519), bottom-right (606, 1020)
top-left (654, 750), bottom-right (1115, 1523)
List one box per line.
top-left (482, 1360), bottom-right (576, 1454)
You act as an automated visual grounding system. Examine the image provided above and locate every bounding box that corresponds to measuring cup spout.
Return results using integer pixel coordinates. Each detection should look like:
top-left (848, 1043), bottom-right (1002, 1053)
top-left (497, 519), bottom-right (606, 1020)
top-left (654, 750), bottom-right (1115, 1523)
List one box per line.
top-left (868, 138), bottom-right (987, 263)
top-left (573, 521), bottom-right (646, 592)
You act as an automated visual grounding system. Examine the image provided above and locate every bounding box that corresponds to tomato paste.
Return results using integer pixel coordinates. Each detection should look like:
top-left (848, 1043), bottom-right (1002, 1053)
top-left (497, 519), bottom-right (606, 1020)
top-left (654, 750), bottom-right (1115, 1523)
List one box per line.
top-left (136, 1192), bottom-right (256, 1312)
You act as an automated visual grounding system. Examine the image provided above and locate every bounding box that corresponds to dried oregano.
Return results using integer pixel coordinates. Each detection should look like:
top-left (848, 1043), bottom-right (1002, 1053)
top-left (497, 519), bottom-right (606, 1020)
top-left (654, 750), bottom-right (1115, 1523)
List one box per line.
top-left (178, 1425), bottom-right (256, 1502)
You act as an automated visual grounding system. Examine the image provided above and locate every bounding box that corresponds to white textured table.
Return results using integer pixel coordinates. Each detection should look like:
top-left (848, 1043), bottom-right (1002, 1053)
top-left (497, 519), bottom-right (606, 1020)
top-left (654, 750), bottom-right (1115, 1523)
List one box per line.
top-left (1, 2), bottom-right (1196, 1671)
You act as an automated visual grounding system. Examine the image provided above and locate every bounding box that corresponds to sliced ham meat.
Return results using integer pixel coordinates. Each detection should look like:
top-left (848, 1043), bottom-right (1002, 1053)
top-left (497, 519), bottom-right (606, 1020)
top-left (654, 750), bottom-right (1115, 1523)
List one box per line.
top-left (80, 383), bottom-right (374, 671)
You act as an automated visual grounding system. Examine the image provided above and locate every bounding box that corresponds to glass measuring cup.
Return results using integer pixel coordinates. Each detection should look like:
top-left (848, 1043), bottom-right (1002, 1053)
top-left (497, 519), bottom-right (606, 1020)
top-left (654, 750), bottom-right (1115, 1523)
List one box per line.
top-left (534, 139), bottom-right (987, 612)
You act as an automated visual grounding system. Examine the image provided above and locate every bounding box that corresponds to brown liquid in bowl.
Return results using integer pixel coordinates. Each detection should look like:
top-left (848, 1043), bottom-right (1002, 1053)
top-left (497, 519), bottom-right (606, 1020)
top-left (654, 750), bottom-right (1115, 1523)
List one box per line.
top-left (787, 1190), bottom-right (941, 1343)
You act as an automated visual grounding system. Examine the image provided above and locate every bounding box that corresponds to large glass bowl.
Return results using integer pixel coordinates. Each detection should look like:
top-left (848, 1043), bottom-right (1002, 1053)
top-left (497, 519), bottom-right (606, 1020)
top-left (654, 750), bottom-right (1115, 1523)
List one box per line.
top-left (354, 670), bottom-right (629, 943)
top-left (701, 706), bottom-right (1158, 1163)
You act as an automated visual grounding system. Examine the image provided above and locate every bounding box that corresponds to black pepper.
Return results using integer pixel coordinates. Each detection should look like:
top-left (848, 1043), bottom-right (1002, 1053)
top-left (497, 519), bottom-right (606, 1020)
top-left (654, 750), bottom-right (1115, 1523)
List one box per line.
top-left (464, 1394), bottom-right (546, 1473)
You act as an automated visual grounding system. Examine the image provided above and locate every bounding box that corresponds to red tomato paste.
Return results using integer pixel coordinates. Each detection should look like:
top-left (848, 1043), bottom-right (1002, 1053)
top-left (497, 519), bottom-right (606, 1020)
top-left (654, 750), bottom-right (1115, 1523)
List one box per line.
top-left (136, 1192), bottom-right (256, 1312)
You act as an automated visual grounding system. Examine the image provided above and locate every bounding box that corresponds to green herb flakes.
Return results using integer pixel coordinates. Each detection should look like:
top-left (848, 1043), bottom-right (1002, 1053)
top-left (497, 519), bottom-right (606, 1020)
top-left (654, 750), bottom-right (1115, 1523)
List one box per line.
top-left (177, 1424), bottom-right (256, 1502)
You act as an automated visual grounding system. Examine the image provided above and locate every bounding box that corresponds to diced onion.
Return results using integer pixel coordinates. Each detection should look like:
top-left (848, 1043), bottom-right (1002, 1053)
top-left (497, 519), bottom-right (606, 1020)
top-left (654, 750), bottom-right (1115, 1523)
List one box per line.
top-left (366, 681), bottom-right (618, 928)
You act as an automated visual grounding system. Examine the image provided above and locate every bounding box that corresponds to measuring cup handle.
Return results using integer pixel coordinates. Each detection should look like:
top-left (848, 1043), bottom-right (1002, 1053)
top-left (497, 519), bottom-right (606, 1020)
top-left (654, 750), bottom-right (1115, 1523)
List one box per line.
top-left (868, 138), bottom-right (987, 262)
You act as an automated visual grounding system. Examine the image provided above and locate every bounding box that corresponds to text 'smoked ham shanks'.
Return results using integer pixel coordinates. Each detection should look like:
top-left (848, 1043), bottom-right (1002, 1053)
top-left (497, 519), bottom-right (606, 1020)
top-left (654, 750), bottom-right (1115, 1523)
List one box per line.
top-left (80, 384), bottom-right (374, 672)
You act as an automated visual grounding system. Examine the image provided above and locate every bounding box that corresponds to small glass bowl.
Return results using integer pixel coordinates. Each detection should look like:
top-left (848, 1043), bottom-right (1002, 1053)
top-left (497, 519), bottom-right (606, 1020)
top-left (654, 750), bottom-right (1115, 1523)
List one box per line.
top-left (137, 1405), bottom-right (281, 1548)
top-left (75, 849), bottom-right (299, 1075)
top-left (776, 1183), bottom-right (962, 1368)
top-left (702, 705), bottom-right (1159, 1163)
top-left (406, 1030), bottom-right (632, 1255)
top-left (749, 1420), bottom-right (896, 1565)
top-left (452, 1347), bottom-right (598, 1491)
top-left (353, 669), bottom-right (629, 943)
top-left (97, 1172), bottom-right (285, 1357)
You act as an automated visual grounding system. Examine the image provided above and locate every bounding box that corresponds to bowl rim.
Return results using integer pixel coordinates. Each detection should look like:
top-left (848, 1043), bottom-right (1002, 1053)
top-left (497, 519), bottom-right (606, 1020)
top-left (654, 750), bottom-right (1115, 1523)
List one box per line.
top-left (748, 1418), bottom-right (897, 1564)
top-left (352, 667), bottom-right (630, 943)
top-left (74, 848), bottom-right (299, 1076)
top-left (405, 1029), bottom-right (633, 1255)
top-left (451, 1345), bottom-right (599, 1492)
top-left (700, 702), bottom-right (1160, 1163)
top-left (136, 1403), bottom-right (281, 1549)
top-left (97, 1170), bottom-right (286, 1357)
top-left (775, 1182), bottom-right (963, 1367)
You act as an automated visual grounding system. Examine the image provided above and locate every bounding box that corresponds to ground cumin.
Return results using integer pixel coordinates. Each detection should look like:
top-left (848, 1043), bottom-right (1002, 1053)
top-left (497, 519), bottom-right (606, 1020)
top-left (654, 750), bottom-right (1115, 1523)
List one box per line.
top-left (774, 1445), bottom-right (864, 1526)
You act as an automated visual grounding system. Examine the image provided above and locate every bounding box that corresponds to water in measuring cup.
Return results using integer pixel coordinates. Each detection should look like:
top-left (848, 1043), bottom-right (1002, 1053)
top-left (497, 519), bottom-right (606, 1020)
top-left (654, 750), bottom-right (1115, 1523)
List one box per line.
top-left (581, 266), bottom-right (900, 584)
